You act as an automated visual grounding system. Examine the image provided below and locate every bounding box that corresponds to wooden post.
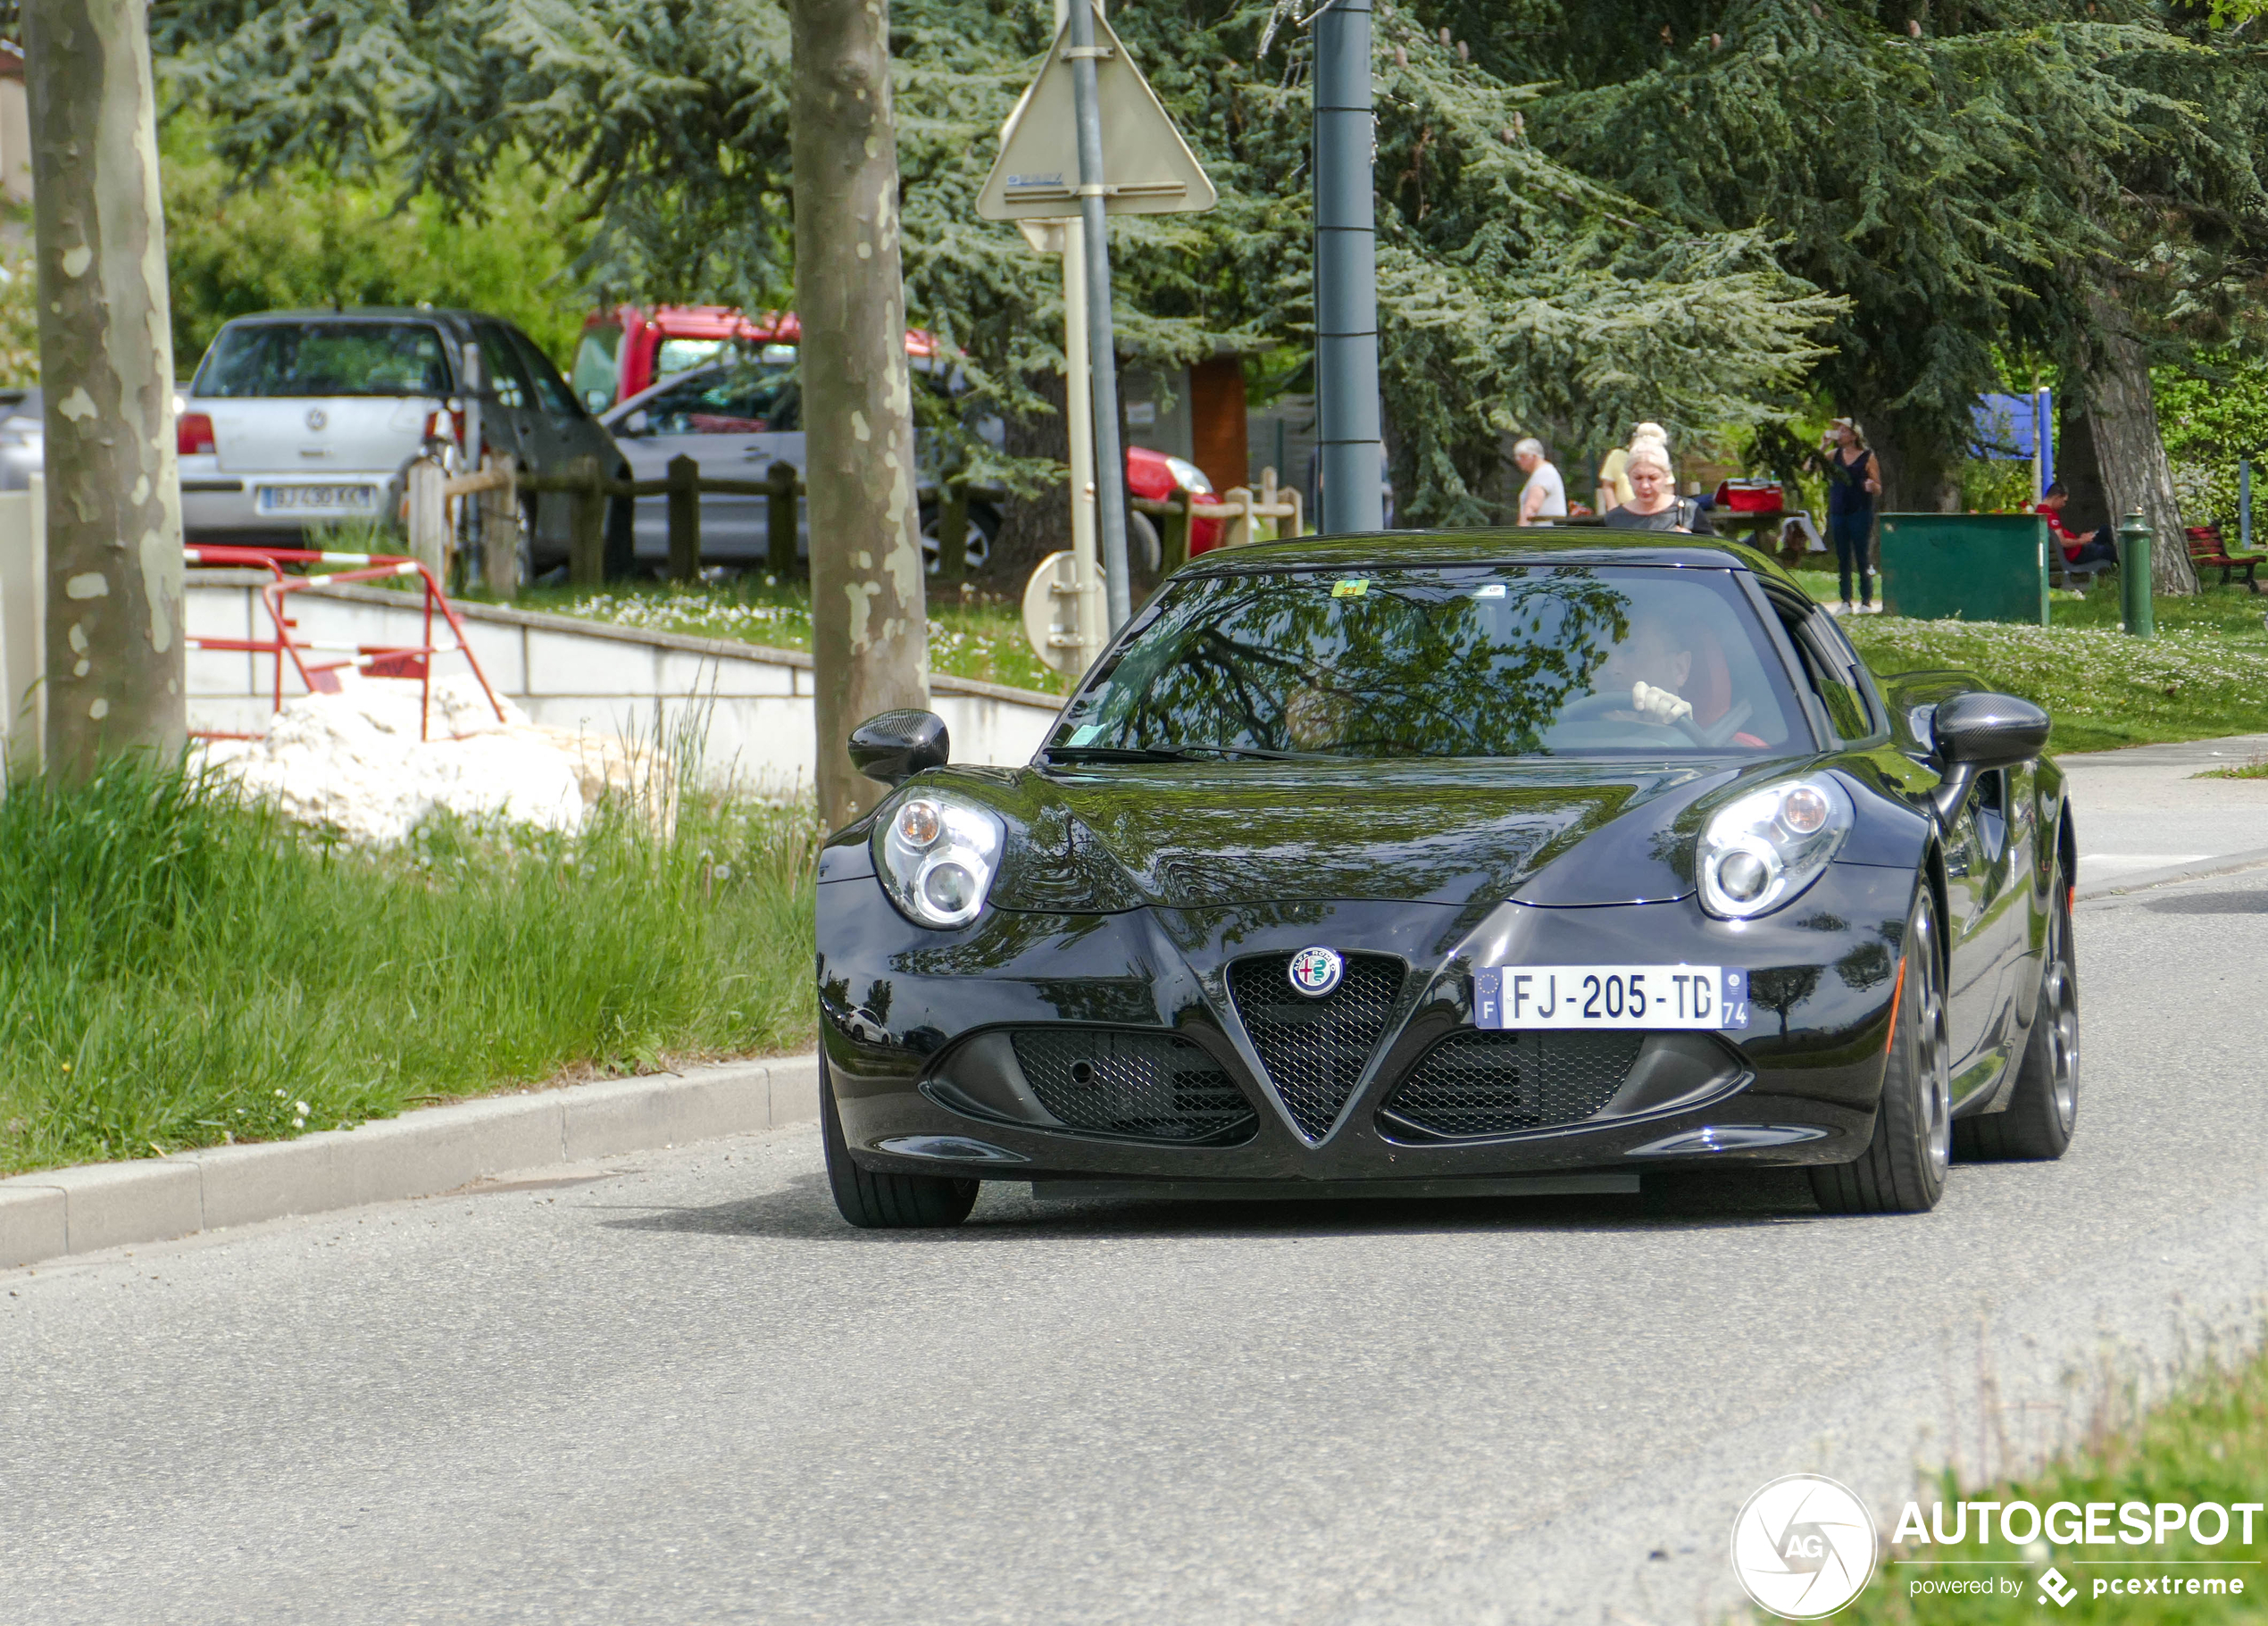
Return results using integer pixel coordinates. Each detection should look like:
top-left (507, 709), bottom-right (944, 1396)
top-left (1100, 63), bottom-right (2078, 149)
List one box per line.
top-left (567, 454), bottom-right (606, 588)
top-left (666, 453), bottom-right (702, 584)
top-left (1161, 495), bottom-right (1192, 573)
top-left (479, 453), bottom-right (520, 599)
top-left (1260, 466), bottom-right (1280, 541)
top-left (407, 456), bottom-right (448, 576)
top-left (25, 0), bottom-right (185, 773)
top-left (1221, 486), bottom-right (1255, 550)
top-left (767, 461), bottom-right (799, 580)
top-left (935, 475), bottom-right (968, 586)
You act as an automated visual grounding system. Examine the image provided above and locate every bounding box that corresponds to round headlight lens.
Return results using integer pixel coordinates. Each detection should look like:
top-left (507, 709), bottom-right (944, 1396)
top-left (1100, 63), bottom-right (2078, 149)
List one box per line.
top-left (896, 798), bottom-right (943, 848)
top-left (920, 858), bottom-right (978, 917)
top-left (1717, 847), bottom-right (1773, 903)
top-left (1780, 786), bottom-right (1830, 836)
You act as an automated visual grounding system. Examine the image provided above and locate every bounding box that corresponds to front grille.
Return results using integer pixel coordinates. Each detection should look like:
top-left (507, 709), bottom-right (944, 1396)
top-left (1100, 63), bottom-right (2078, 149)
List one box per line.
top-left (1228, 953), bottom-right (1403, 1139)
top-left (1010, 1029), bottom-right (1256, 1143)
top-left (1380, 1030), bottom-right (1643, 1139)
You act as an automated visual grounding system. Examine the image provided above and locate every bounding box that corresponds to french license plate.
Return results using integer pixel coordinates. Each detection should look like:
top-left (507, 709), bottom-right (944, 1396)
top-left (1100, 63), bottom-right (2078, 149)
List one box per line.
top-left (257, 484), bottom-right (377, 513)
top-left (1474, 966), bottom-right (1749, 1032)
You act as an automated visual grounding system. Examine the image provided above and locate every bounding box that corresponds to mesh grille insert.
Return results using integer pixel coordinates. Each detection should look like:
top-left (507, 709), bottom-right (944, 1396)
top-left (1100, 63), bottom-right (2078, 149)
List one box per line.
top-left (1010, 1030), bottom-right (1256, 1143)
top-left (1381, 1030), bottom-right (1643, 1139)
top-left (1228, 953), bottom-right (1403, 1139)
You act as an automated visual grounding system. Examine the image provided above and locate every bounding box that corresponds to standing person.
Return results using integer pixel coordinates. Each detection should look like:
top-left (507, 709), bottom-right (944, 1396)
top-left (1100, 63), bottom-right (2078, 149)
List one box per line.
top-left (1514, 438), bottom-right (1567, 525)
top-left (1597, 421), bottom-right (1669, 513)
top-left (1812, 418), bottom-right (1881, 613)
top-left (1604, 444), bottom-right (1714, 534)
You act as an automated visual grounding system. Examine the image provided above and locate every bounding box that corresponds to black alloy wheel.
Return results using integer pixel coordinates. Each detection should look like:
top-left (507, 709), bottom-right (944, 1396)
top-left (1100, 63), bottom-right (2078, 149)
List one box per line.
top-left (820, 1053), bottom-right (979, 1230)
top-left (1811, 888), bottom-right (1952, 1215)
top-left (1955, 862), bottom-right (2079, 1161)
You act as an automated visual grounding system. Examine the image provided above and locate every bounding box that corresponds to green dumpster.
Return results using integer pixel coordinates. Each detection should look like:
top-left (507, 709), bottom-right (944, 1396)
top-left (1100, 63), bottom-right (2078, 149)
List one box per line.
top-left (1877, 513), bottom-right (2051, 625)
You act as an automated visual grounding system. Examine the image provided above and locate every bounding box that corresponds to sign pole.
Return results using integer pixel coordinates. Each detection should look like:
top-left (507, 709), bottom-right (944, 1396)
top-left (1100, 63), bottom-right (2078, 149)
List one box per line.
top-left (1064, 0), bottom-right (1133, 630)
top-left (1313, 0), bottom-right (1384, 534)
top-left (1060, 225), bottom-right (1108, 661)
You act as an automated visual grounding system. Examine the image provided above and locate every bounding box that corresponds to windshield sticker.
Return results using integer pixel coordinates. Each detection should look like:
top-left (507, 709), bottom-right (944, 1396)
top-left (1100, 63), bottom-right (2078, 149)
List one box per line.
top-left (1331, 578), bottom-right (1369, 598)
top-left (1065, 723), bottom-right (1104, 746)
top-left (1472, 584), bottom-right (1506, 598)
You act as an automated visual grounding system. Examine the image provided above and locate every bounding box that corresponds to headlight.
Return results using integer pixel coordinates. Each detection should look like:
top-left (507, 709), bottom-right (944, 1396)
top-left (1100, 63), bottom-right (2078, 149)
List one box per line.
top-left (1697, 774), bottom-right (1853, 920)
top-left (1163, 454), bottom-right (1213, 496)
top-left (875, 791), bottom-right (1005, 929)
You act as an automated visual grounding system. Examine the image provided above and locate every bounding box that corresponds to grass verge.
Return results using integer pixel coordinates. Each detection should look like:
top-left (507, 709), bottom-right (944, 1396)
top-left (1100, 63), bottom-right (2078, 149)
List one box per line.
top-left (1786, 569), bottom-right (2268, 754)
top-left (1833, 1338), bottom-right (2268, 1622)
top-left (0, 757), bottom-right (819, 1176)
top-left (496, 577), bottom-right (1074, 696)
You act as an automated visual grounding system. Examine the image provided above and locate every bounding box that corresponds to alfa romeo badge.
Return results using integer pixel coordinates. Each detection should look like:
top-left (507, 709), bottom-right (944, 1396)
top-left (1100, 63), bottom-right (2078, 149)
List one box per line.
top-left (1288, 946), bottom-right (1344, 998)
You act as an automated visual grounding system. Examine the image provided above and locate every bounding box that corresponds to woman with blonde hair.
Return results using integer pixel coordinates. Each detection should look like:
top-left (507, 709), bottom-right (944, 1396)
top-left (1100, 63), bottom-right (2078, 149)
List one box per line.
top-left (1603, 441), bottom-right (1713, 535)
top-left (1596, 421), bottom-right (1670, 513)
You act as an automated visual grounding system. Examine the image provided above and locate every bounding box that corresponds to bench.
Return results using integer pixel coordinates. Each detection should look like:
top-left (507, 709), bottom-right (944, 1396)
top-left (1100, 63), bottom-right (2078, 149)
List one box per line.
top-left (2187, 525), bottom-right (2264, 593)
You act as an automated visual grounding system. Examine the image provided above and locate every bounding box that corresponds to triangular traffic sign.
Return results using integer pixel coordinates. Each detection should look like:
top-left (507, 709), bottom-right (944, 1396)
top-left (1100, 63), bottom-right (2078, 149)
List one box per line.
top-left (976, 5), bottom-right (1217, 221)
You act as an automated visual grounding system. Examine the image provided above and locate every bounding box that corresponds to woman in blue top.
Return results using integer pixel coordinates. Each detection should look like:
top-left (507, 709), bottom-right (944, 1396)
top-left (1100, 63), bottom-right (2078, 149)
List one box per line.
top-left (1813, 418), bottom-right (1881, 613)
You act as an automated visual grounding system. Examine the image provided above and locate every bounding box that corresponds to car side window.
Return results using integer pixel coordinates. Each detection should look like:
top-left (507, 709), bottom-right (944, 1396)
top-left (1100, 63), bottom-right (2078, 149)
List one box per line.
top-left (504, 326), bottom-right (583, 422)
top-left (1774, 601), bottom-right (1877, 744)
top-left (472, 322), bottom-right (532, 410)
top-left (636, 366), bottom-right (798, 436)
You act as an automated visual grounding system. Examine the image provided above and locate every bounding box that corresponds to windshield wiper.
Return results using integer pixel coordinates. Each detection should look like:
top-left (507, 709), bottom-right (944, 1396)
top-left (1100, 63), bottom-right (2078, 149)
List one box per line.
top-left (1044, 743), bottom-right (1319, 763)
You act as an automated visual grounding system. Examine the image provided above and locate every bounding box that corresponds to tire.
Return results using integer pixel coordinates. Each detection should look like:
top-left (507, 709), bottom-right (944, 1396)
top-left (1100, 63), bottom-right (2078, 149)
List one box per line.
top-left (919, 502), bottom-right (998, 576)
top-left (820, 1053), bottom-right (979, 1230)
top-left (1129, 508), bottom-right (1163, 574)
top-left (1810, 888), bottom-right (1953, 1214)
top-left (1955, 863), bottom-right (2079, 1161)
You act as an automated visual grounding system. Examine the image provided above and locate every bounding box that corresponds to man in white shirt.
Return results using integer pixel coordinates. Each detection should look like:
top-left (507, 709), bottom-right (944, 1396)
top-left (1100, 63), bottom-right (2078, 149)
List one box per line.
top-left (1514, 438), bottom-right (1567, 525)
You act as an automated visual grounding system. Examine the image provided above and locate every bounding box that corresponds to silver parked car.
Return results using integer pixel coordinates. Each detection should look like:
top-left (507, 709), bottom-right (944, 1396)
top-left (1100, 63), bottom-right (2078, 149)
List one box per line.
top-left (0, 388), bottom-right (41, 490)
top-left (178, 309), bottom-right (625, 569)
top-left (602, 355), bottom-right (998, 573)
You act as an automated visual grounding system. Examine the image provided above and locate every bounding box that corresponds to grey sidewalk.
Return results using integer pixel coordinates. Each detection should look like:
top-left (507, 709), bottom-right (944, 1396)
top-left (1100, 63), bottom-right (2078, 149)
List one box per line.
top-left (0, 1054), bottom-right (818, 1269)
top-left (2057, 732), bottom-right (2268, 888)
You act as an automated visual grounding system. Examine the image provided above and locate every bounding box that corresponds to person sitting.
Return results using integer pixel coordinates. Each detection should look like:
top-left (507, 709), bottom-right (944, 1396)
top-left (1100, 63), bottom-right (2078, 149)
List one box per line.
top-left (1603, 445), bottom-right (1714, 535)
top-left (2035, 481), bottom-right (2118, 568)
top-left (1514, 438), bottom-right (1567, 526)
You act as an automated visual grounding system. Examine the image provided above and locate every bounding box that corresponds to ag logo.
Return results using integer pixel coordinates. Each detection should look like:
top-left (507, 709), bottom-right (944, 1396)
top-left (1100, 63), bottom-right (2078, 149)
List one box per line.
top-left (1288, 946), bottom-right (1344, 998)
top-left (1730, 1474), bottom-right (1878, 1619)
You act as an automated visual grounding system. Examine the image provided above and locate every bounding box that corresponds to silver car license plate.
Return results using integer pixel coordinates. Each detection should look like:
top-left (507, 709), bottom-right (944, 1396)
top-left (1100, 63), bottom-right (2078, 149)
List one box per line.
top-left (257, 484), bottom-right (378, 513)
top-left (1474, 965), bottom-right (1749, 1031)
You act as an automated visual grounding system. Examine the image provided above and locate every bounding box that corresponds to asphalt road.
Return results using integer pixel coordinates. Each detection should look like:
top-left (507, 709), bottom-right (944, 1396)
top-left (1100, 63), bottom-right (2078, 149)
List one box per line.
top-left (7, 869), bottom-right (2268, 1625)
top-left (2059, 733), bottom-right (2268, 885)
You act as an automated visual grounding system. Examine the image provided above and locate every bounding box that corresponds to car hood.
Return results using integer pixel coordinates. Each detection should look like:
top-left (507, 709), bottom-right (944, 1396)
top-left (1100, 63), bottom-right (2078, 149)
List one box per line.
top-left (979, 760), bottom-right (1761, 915)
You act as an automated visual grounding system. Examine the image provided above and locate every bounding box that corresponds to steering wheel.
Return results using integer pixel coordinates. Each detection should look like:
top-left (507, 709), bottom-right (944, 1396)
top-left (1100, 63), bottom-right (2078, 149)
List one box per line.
top-left (1556, 691), bottom-right (1679, 729)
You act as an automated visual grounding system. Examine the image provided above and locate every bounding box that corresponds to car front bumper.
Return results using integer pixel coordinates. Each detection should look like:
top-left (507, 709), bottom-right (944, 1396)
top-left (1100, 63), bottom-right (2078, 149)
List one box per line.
top-left (816, 863), bottom-right (1918, 1192)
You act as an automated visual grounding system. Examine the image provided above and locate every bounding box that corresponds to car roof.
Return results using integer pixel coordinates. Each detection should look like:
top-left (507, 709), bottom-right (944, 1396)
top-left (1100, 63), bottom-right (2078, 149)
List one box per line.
top-left (1181, 528), bottom-right (1801, 588)
top-left (214, 309), bottom-right (498, 332)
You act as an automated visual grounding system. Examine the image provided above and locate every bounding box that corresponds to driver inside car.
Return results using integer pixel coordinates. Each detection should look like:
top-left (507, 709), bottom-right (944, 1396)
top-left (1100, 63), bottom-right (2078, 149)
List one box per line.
top-left (1592, 614), bottom-right (1696, 727)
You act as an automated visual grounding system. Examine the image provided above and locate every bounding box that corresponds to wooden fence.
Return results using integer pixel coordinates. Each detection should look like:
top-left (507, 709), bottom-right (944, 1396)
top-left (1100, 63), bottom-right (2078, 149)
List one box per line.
top-left (411, 453), bottom-right (805, 594)
top-left (1131, 467), bottom-right (1305, 571)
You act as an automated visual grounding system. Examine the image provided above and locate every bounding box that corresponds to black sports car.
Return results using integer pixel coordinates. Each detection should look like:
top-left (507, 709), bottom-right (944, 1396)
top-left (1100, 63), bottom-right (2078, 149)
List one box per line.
top-left (813, 531), bottom-right (2079, 1227)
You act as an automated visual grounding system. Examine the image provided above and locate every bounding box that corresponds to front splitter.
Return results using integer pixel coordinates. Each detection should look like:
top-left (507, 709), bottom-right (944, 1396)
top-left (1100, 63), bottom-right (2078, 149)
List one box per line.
top-left (1027, 1172), bottom-right (1639, 1202)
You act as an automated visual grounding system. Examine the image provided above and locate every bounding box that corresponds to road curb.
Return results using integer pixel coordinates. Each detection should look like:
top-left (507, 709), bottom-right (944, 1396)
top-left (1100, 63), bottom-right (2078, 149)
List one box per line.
top-left (0, 1053), bottom-right (820, 1269)
top-left (2076, 844), bottom-right (2268, 903)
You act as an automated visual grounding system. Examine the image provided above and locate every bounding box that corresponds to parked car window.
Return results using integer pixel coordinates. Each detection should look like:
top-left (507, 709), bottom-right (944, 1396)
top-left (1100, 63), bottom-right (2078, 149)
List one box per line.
top-left (572, 324), bottom-right (621, 411)
top-left (655, 337), bottom-right (729, 378)
top-left (1052, 565), bottom-right (1806, 760)
top-left (472, 321), bottom-right (532, 410)
top-left (195, 321), bottom-right (451, 398)
top-left (503, 326), bottom-right (583, 421)
top-left (627, 363), bottom-right (799, 436)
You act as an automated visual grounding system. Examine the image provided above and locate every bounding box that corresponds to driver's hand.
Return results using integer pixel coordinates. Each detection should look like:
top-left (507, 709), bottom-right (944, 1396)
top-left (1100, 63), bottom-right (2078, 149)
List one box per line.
top-left (1631, 680), bottom-right (1693, 726)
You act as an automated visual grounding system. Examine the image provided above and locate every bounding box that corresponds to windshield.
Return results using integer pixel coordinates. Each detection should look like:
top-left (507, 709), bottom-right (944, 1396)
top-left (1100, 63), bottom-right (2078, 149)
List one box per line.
top-left (196, 321), bottom-right (453, 398)
top-left (1047, 565), bottom-right (1809, 760)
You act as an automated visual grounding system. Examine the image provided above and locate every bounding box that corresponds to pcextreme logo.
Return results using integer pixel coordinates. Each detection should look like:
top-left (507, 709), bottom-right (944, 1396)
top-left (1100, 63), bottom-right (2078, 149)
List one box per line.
top-left (1730, 1474), bottom-right (1880, 1620)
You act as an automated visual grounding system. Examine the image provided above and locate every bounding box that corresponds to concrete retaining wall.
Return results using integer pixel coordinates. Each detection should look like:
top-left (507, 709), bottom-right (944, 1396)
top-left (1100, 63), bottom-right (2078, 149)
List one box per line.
top-left (186, 574), bottom-right (1063, 787)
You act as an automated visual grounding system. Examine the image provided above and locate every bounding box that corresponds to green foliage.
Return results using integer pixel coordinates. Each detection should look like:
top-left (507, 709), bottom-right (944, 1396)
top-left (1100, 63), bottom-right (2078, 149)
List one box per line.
top-left (151, 0), bottom-right (1841, 526)
top-left (0, 242), bottom-right (37, 390)
top-left (162, 119), bottom-right (596, 371)
top-left (2156, 351), bottom-right (2268, 529)
top-left (0, 755), bottom-right (818, 1174)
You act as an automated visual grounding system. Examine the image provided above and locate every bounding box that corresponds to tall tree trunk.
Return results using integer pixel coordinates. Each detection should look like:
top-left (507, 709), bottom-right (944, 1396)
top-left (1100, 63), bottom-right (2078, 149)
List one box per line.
top-left (1861, 410), bottom-right (1961, 515)
top-left (789, 0), bottom-right (929, 830)
top-left (2055, 401), bottom-right (2113, 536)
top-left (2080, 297), bottom-right (2196, 595)
top-left (24, 0), bottom-right (183, 777)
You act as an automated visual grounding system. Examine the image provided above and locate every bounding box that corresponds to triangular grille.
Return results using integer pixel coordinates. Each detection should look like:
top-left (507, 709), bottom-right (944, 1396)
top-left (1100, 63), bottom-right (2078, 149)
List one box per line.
top-left (1228, 953), bottom-right (1402, 1139)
